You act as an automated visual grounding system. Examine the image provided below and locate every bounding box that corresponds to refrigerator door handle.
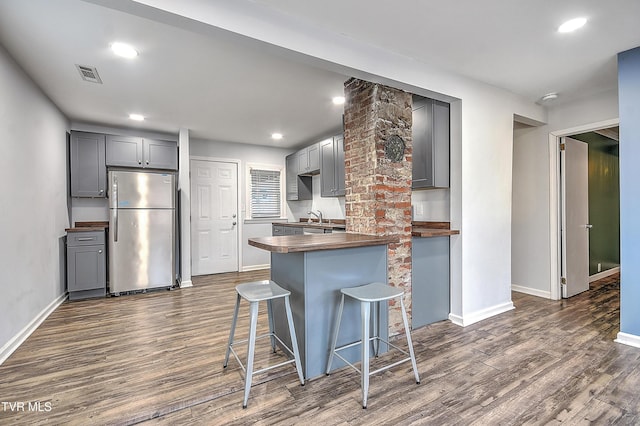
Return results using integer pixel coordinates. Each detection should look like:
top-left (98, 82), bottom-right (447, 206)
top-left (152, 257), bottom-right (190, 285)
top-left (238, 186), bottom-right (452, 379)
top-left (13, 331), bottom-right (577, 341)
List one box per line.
top-left (113, 178), bottom-right (118, 242)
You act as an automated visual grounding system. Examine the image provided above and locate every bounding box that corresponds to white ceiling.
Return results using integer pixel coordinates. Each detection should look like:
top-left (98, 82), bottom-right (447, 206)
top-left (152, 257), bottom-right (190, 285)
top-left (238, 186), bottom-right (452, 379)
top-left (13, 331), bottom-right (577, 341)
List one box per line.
top-left (1, 0), bottom-right (639, 148)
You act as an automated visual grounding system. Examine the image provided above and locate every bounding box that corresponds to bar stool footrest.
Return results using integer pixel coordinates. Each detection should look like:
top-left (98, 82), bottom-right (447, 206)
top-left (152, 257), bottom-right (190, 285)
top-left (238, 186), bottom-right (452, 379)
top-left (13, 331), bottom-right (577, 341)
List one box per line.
top-left (228, 332), bottom-right (300, 378)
top-left (331, 336), bottom-right (413, 377)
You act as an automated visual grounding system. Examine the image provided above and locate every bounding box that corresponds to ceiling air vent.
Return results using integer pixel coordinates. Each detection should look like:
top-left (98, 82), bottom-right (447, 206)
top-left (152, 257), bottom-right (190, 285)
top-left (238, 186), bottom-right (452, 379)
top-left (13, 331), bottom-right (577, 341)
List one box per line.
top-left (75, 64), bottom-right (102, 84)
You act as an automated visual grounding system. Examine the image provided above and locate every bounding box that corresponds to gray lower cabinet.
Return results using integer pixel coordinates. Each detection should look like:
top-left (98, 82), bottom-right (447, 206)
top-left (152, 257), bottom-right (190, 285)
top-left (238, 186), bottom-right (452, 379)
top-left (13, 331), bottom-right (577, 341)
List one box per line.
top-left (106, 135), bottom-right (177, 170)
top-left (70, 131), bottom-right (106, 198)
top-left (411, 236), bottom-right (450, 328)
top-left (320, 135), bottom-right (345, 197)
top-left (412, 97), bottom-right (450, 189)
top-left (286, 153), bottom-right (312, 201)
top-left (67, 231), bottom-right (106, 301)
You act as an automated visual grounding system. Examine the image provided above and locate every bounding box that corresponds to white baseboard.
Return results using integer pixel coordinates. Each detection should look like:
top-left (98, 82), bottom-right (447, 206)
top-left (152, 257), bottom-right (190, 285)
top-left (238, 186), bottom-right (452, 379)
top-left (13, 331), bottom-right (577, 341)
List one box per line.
top-left (0, 292), bottom-right (68, 366)
top-left (448, 313), bottom-right (464, 326)
top-left (241, 264), bottom-right (270, 272)
top-left (179, 279), bottom-right (193, 288)
top-left (448, 301), bottom-right (515, 327)
top-left (589, 267), bottom-right (620, 283)
top-left (615, 332), bottom-right (640, 349)
top-left (511, 284), bottom-right (552, 299)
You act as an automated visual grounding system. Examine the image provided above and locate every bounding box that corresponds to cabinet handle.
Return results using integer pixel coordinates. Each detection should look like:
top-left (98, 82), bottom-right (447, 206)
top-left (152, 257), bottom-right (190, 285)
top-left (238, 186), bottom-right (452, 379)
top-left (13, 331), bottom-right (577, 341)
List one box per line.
top-left (99, 189), bottom-right (104, 193)
top-left (146, 161), bottom-right (149, 165)
top-left (77, 237), bottom-right (94, 241)
top-left (98, 250), bottom-right (103, 254)
top-left (138, 161), bottom-right (142, 165)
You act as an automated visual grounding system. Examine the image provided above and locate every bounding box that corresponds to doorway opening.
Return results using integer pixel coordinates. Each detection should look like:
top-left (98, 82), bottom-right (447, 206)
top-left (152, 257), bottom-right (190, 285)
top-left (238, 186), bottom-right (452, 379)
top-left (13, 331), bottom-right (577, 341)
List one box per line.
top-left (558, 126), bottom-right (620, 298)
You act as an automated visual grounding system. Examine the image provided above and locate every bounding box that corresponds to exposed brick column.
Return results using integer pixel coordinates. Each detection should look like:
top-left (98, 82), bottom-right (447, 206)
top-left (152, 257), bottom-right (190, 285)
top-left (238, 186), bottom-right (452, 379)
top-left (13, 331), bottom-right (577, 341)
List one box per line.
top-left (343, 78), bottom-right (413, 334)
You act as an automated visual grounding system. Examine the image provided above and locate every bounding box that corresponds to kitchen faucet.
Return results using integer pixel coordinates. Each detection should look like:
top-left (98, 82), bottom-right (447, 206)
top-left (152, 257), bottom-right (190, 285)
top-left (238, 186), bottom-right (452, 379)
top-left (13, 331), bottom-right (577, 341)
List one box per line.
top-left (307, 210), bottom-right (323, 224)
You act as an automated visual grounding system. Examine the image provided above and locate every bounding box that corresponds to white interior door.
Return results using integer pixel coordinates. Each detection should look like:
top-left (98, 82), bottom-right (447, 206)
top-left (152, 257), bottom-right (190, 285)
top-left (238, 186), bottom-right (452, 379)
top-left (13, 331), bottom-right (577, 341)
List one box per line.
top-left (191, 160), bottom-right (238, 275)
top-left (561, 137), bottom-right (590, 297)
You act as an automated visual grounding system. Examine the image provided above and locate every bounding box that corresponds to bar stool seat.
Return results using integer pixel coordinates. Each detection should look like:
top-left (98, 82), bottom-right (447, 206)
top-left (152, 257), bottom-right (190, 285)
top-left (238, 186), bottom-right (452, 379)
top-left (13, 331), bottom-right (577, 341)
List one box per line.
top-left (326, 282), bottom-right (420, 408)
top-left (224, 280), bottom-right (305, 408)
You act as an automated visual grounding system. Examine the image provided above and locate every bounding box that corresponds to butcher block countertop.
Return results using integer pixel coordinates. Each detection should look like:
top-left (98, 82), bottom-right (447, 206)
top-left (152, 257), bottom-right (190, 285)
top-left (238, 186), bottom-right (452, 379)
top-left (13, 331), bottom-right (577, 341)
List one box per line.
top-left (248, 233), bottom-right (398, 253)
top-left (65, 221), bottom-right (109, 233)
top-left (412, 221), bottom-right (460, 238)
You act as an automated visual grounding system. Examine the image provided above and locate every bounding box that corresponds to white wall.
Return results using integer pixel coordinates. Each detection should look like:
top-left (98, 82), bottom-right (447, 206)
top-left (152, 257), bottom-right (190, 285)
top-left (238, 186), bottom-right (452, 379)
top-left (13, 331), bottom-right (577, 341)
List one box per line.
top-left (190, 138), bottom-right (293, 270)
top-left (412, 189), bottom-right (450, 221)
top-left (511, 123), bottom-right (551, 298)
top-left (548, 89), bottom-right (619, 132)
top-left (0, 44), bottom-right (69, 361)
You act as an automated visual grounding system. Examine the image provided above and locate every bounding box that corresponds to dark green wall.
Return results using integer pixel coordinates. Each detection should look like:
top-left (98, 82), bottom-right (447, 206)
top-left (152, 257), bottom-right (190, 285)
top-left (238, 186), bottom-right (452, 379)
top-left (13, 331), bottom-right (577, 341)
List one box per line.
top-left (572, 132), bottom-right (620, 275)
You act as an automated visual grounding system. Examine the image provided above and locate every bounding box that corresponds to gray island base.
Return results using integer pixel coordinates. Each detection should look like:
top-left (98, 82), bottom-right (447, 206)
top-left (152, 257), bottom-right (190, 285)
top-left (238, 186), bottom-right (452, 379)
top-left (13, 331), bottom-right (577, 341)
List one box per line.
top-left (248, 233), bottom-right (397, 379)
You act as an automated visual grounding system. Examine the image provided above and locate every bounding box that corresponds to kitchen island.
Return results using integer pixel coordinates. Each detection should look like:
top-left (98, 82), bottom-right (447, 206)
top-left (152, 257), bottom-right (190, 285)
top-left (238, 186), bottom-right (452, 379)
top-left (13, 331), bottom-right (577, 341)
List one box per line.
top-left (248, 233), bottom-right (398, 379)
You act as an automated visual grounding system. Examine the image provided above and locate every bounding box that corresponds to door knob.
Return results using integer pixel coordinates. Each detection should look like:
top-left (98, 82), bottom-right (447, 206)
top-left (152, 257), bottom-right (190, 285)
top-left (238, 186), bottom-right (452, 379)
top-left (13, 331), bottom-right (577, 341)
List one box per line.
top-left (232, 221), bottom-right (237, 226)
top-left (232, 214), bottom-right (237, 218)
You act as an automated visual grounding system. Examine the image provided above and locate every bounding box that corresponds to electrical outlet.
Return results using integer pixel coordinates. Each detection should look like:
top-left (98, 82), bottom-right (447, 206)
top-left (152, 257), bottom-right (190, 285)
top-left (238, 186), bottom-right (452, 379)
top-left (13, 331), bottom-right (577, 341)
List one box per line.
top-left (597, 263), bottom-right (602, 272)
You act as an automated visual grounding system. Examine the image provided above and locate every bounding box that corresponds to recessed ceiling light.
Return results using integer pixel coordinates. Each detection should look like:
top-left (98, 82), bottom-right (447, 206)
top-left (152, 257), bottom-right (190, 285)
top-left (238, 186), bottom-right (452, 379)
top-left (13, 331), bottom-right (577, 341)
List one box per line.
top-left (271, 133), bottom-right (283, 140)
top-left (541, 92), bottom-right (559, 102)
top-left (332, 96), bottom-right (345, 105)
top-left (129, 113), bottom-right (145, 121)
top-left (111, 42), bottom-right (138, 59)
top-left (558, 17), bottom-right (587, 33)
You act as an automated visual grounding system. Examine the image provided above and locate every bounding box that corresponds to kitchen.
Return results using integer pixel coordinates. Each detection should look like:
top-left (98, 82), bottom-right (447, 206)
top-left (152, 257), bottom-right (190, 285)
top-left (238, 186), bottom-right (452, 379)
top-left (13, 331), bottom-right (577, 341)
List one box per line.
top-left (2, 0), bottom-right (640, 424)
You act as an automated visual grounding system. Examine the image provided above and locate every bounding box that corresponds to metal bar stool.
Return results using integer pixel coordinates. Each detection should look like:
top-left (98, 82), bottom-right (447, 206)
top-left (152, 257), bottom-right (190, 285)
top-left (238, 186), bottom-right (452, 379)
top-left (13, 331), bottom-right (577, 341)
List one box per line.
top-left (326, 282), bottom-right (420, 408)
top-left (224, 280), bottom-right (305, 408)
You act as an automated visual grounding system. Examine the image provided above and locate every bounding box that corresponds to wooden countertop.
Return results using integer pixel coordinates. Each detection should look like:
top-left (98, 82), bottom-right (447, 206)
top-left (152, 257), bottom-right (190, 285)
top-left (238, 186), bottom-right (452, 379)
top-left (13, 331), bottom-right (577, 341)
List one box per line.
top-left (65, 221), bottom-right (109, 233)
top-left (249, 233), bottom-right (398, 253)
top-left (412, 228), bottom-right (460, 237)
top-left (411, 221), bottom-right (460, 238)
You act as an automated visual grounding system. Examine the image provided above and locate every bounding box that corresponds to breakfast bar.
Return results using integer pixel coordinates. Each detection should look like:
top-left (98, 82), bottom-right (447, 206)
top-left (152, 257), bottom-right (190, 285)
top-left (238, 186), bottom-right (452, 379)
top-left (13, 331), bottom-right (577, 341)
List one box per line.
top-left (248, 233), bottom-right (398, 379)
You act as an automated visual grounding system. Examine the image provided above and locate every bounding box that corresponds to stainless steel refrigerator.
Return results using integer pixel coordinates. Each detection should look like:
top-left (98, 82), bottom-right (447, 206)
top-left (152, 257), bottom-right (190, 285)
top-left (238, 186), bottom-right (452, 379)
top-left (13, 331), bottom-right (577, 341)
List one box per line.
top-left (108, 170), bottom-right (175, 294)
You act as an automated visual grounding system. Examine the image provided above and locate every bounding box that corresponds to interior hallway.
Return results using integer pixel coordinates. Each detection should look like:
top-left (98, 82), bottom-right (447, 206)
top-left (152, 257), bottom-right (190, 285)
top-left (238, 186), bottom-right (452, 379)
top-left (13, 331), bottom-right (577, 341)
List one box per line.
top-left (0, 272), bottom-right (637, 425)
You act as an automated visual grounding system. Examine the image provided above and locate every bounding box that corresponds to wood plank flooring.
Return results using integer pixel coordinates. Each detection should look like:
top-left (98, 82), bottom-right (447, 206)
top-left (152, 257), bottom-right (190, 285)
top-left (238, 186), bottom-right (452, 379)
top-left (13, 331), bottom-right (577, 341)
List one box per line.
top-left (1, 272), bottom-right (638, 425)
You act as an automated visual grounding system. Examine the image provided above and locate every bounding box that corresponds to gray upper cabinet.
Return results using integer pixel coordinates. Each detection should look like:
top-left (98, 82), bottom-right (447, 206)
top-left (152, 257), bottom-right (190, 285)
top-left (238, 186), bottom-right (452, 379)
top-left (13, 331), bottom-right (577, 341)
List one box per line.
top-left (334, 135), bottom-right (345, 196)
top-left (307, 143), bottom-right (320, 173)
top-left (297, 149), bottom-right (309, 174)
top-left (297, 142), bottom-right (320, 175)
top-left (286, 153), bottom-right (312, 201)
top-left (70, 131), bottom-right (106, 198)
top-left (144, 138), bottom-right (178, 170)
top-left (106, 135), bottom-right (142, 168)
top-left (106, 135), bottom-right (177, 170)
top-left (320, 135), bottom-right (345, 197)
top-left (412, 97), bottom-right (450, 189)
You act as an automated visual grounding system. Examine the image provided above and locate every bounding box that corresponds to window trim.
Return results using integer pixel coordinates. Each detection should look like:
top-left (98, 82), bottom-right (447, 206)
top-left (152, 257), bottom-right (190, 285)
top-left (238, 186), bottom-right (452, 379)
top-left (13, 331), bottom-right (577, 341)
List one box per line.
top-left (246, 163), bottom-right (286, 221)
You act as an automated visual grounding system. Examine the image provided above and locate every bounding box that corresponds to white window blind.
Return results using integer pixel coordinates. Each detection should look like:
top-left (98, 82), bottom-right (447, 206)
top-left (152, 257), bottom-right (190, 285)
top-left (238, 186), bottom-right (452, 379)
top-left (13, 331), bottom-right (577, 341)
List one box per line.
top-left (250, 168), bottom-right (281, 218)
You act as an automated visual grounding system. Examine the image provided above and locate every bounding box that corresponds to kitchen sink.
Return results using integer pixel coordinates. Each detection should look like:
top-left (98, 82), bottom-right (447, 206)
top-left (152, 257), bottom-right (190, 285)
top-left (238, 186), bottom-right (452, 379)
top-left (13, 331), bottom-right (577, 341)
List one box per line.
top-left (303, 227), bottom-right (326, 235)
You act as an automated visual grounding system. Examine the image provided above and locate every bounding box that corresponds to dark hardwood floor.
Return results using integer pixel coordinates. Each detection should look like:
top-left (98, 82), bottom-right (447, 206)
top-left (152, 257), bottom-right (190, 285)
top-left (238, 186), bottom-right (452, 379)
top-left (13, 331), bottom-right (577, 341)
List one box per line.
top-left (1, 271), bottom-right (637, 425)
